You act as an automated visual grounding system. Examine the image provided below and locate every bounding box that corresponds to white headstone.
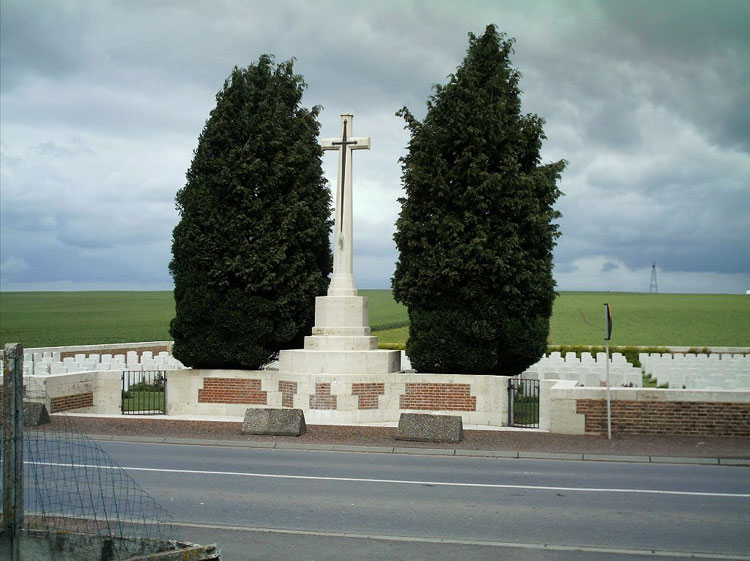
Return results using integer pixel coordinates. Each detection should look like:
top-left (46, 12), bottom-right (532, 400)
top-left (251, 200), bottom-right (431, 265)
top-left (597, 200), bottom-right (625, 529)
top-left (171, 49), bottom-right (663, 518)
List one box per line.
top-left (50, 362), bottom-right (66, 375)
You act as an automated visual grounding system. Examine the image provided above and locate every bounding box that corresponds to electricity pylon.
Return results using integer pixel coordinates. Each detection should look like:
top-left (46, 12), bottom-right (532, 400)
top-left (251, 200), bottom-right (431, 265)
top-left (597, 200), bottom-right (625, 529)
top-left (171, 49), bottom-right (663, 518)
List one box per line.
top-left (650, 262), bottom-right (658, 294)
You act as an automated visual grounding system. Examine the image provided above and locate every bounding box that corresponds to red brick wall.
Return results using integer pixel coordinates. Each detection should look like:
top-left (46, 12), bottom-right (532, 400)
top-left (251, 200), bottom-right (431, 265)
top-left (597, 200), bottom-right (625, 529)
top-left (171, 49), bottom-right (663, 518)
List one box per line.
top-left (279, 381), bottom-right (298, 408)
top-left (50, 392), bottom-right (94, 413)
top-left (576, 399), bottom-right (750, 437)
top-left (400, 383), bottom-right (477, 412)
top-left (352, 383), bottom-right (385, 410)
top-left (198, 378), bottom-right (267, 405)
top-left (309, 382), bottom-right (337, 410)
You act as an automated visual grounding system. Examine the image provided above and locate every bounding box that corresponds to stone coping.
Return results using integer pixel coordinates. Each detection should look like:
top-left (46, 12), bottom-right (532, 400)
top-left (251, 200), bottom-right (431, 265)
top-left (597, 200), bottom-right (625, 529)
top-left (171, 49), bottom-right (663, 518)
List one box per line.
top-left (25, 341), bottom-right (173, 354)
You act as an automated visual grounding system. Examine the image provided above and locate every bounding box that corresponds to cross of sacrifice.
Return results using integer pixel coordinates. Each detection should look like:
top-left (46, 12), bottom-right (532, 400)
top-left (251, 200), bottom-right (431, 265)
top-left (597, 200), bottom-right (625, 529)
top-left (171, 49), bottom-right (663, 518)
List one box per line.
top-left (321, 114), bottom-right (370, 296)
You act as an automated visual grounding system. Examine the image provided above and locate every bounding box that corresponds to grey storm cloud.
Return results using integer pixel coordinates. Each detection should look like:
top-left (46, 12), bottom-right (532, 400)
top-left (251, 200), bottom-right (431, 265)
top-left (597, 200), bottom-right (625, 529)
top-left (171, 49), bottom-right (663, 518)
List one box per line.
top-left (1, 0), bottom-right (748, 293)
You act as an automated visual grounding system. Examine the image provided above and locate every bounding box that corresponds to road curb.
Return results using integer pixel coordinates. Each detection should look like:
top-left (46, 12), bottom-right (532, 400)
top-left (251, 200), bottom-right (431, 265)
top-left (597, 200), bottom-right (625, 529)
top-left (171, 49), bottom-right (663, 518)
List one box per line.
top-left (332, 444), bottom-right (395, 454)
top-left (518, 451), bottom-right (583, 461)
top-left (583, 454), bottom-right (651, 463)
top-left (393, 447), bottom-right (456, 456)
top-left (650, 456), bottom-right (719, 465)
top-left (80, 434), bottom-right (750, 465)
top-left (455, 450), bottom-right (519, 459)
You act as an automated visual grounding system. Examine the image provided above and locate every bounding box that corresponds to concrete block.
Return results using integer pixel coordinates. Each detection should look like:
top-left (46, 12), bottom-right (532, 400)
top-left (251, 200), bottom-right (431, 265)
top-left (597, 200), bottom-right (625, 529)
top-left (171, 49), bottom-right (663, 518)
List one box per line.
top-left (337, 394), bottom-right (359, 411)
top-left (267, 391), bottom-right (283, 408)
top-left (24, 400), bottom-right (50, 426)
top-left (396, 412), bottom-right (464, 443)
top-left (241, 408), bottom-right (307, 436)
top-left (312, 295), bottom-right (370, 330)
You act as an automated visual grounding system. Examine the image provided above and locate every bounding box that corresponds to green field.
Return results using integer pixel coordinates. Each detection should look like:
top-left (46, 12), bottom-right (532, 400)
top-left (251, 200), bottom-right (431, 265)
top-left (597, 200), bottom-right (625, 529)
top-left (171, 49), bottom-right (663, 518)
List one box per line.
top-left (1, 290), bottom-right (748, 349)
top-left (549, 292), bottom-right (749, 347)
top-left (0, 291), bottom-right (176, 348)
top-left (359, 289), bottom-right (407, 330)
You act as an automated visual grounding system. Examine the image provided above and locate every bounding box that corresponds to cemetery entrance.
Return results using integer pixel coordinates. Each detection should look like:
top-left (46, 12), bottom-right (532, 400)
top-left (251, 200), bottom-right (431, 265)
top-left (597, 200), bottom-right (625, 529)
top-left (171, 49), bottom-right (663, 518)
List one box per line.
top-left (508, 377), bottom-right (540, 428)
top-left (122, 370), bottom-right (167, 415)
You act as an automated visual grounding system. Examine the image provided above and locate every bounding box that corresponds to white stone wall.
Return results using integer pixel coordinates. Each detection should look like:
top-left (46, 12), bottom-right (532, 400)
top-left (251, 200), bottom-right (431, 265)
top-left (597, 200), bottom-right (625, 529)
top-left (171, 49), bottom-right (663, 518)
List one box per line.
top-left (31, 370), bottom-right (122, 415)
top-left (543, 380), bottom-right (750, 435)
top-left (19, 366), bottom-right (748, 436)
top-left (165, 369), bottom-right (510, 427)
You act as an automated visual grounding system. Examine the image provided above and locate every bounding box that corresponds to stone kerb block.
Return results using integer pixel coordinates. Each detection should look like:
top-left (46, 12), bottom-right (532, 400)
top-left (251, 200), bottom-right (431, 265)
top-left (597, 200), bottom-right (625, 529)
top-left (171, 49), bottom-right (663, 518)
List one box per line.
top-left (241, 408), bottom-right (307, 436)
top-left (24, 400), bottom-right (51, 426)
top-left (396, 412), bottom-right (464, 443)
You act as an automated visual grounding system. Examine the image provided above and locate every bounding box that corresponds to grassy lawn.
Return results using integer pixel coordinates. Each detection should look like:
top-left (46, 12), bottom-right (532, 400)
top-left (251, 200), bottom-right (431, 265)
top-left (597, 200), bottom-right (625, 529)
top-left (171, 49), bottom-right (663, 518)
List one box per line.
top-left (121, 390), bottom-right (165, 413)
top-left (511, 395), bottom-right (540, 425)
top-left (2, 290), bottom-right (748, 349)
top-left (374, 325), bottom-right (410, 346)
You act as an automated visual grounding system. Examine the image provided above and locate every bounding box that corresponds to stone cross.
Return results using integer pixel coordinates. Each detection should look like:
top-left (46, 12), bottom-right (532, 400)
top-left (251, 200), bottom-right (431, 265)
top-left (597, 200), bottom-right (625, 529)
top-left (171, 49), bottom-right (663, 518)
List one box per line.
top-left (321, 114), bottom-right (371, 296)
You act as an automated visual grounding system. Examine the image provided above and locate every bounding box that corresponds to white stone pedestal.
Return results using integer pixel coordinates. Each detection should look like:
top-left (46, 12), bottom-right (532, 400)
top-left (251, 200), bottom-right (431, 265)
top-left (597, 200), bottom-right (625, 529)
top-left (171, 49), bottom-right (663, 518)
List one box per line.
top-left (278, 113), bottom-right (400, 377)
top-left (279, 294), bottom-right (401, 376)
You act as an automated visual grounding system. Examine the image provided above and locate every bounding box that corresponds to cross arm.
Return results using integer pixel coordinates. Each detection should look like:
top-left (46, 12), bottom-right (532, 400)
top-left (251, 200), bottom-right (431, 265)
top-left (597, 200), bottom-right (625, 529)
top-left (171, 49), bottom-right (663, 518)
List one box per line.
top-left (321, 138), bottom-right (339, 151)
top-left (320, 137), bottom-right (372, 150)
top-left (349, 136), bottom-right (371, 150)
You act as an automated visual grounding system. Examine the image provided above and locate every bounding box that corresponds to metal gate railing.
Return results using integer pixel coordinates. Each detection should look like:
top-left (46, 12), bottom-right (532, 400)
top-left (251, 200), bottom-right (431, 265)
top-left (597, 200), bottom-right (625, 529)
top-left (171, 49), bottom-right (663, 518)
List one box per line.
top-left (122, 370), bottom-right (166, 415)
top-left (508, 377), bottom-right (540, 428)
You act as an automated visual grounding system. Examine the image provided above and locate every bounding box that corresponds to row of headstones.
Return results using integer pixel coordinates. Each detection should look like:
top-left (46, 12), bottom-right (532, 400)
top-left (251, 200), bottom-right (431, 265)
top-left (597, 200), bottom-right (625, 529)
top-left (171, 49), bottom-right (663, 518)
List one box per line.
top-left (640, 353), bottom-right (749, 390)
top-left (544, 351), bottom-right (632, 366)
top-left (22, 350), bottom-right (186, 376)
top-left (521, 352), bottom-right (643, 387)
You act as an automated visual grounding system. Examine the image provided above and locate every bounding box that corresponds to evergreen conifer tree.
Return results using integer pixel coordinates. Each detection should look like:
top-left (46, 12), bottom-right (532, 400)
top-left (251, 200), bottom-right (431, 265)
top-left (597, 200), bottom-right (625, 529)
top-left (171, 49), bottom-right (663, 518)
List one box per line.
top-left (392, 25), bottom-right (565, 375)
top-left (170, 56), bottom-right (332, 369)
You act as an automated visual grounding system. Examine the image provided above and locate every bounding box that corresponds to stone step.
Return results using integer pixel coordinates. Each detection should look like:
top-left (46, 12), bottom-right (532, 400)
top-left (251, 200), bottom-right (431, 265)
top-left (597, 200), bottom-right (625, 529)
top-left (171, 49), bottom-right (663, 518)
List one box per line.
top-left (304, 335), bottom-right (378, 351)
top-left (279, 349), bottom-right (401, 375)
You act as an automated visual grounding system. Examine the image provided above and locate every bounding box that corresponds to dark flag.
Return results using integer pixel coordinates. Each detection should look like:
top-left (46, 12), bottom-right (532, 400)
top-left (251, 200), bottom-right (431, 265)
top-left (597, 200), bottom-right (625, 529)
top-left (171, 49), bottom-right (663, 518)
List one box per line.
top-left (604, 303), bottom-right (613, 341)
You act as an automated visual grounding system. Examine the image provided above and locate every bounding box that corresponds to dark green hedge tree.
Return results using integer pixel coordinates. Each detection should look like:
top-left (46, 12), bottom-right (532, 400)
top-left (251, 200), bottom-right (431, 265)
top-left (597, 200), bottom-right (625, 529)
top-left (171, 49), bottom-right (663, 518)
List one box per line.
top-left (392, 25), bottom-right (565, 375)
top-left (170, 56), bottom-right (332, 369)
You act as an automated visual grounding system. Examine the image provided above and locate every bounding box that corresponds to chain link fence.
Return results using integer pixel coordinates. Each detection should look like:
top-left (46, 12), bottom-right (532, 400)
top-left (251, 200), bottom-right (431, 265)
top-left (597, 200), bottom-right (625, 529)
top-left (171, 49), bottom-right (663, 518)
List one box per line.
top-left (1, 343), bottom-right (219, 560)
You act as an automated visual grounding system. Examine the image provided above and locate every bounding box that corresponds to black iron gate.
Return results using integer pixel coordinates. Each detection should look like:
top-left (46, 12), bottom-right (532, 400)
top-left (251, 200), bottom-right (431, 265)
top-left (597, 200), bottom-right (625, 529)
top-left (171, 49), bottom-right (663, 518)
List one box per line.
top-left (122, 370), bottom-right (166, 415)
top-left (508, 377), bottom-right (540, 428)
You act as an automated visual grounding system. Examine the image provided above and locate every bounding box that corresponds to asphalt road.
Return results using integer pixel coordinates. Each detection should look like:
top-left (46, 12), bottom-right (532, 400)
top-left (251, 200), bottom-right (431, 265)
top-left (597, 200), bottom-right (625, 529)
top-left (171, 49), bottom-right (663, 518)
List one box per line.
top-left (44, 441), bottom-right (750, 560)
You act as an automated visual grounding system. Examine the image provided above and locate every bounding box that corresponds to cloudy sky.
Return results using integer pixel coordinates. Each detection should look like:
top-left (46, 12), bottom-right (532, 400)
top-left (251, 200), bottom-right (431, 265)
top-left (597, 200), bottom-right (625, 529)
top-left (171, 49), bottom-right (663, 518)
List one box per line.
top-left (1, 0), bottom-right (748, 294)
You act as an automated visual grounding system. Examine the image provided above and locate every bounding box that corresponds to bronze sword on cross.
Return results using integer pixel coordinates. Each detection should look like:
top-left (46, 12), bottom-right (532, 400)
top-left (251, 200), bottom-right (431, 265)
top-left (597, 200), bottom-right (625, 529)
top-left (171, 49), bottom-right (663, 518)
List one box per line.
top-left (321, 114), bottom-right (370, 294)
top-left (333, 118), bottom-right (357, 233)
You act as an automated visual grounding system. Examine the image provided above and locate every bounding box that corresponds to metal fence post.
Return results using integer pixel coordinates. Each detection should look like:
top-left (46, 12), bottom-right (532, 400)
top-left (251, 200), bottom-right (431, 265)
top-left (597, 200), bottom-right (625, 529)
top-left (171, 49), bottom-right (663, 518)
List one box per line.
top-left (2, 342), bottom-right (24, 561)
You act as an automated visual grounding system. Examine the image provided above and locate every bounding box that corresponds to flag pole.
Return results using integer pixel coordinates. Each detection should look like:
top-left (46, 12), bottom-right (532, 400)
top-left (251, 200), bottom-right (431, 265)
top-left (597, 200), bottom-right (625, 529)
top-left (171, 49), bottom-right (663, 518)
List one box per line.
top-left (604, 303), bottom-right (612, 440)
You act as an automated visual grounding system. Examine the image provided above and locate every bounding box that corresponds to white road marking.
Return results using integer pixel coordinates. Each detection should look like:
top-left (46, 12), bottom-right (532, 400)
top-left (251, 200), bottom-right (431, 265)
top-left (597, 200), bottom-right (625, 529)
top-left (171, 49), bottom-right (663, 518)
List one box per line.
top-left (30, 461), bottom-right (750, 498)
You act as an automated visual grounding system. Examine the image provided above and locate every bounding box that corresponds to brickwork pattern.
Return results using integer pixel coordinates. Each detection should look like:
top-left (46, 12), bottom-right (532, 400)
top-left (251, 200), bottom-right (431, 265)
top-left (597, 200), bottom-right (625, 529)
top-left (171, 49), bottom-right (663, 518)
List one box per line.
top-left (279, 381), bottom-right (298, 408)
top-left (198, 378), bottom-right (267, 405)
top-left (400, 383), bottom-right (477, 412)
top-left (576, 399), bottom-right (750, 437)
top-left (50, 392), bottom-right (94, 413)
top-left (352, 383), bottom-right (385, 410)
top-left (309, 382), bottom-right (337, 410)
